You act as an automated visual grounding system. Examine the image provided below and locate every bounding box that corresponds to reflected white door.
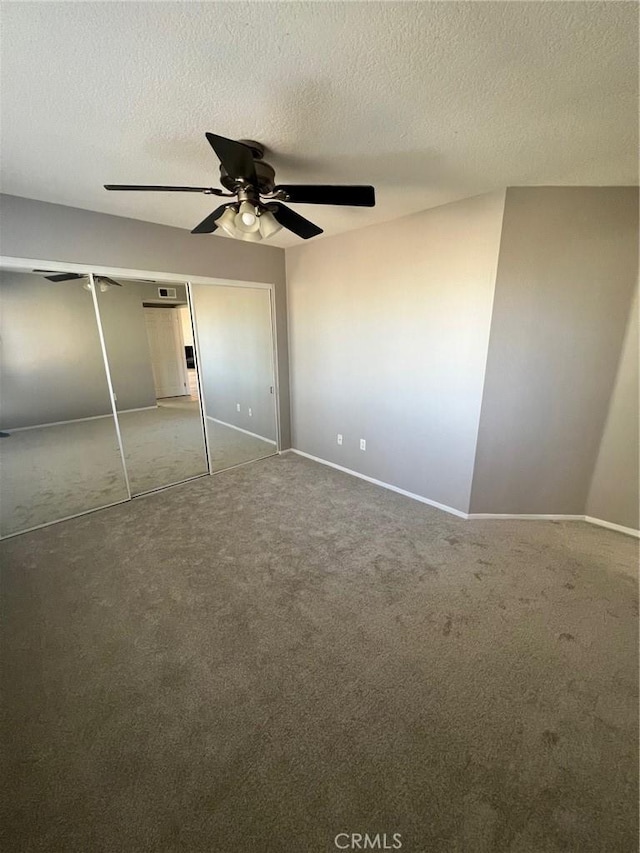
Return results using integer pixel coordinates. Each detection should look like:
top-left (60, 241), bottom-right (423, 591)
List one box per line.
top-left (143, 307), bottom-right (188, 398)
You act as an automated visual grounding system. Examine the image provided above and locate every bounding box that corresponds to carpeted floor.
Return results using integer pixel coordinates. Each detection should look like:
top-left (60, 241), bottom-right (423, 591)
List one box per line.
top-left (1, 453), bottom-right (637, 852)
top-left (0, 401), bottom-right (275, 537)
top-left (206, 417), bottom-right (276, 473)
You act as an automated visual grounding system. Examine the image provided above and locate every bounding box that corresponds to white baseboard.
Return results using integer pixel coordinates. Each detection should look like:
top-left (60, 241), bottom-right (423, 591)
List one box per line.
top-left (3, 406), bottom-right (157, 432)
top-left (206, 417), bottom-right (277, 446)
top-left (468, 513), bottom-right (638, 537)
top-left (467, 513), bottom-right (584, 521)
top-left (287, 449), bottom-right (469, 519)
top-left (584, 516), bottom-right (640, 539)
top-left (287, 449), bottom-right (640, 538)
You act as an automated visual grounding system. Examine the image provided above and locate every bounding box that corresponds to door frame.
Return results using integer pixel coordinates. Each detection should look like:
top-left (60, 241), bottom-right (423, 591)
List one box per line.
top-left (143, 305), bottom-right (190, 399)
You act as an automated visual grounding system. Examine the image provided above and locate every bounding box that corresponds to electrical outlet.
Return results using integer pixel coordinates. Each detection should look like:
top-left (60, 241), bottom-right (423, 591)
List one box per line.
top-left (236, 403), bottom-right (241, 412)
top-left (337, 434), bottom-right (343, 445)
top-left (360, 439), bottom-right (366, 451)
top-left (248, 408), bottom-right (252, 417)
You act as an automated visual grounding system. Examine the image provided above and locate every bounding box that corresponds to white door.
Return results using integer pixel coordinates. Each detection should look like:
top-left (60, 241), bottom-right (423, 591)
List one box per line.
top-left (143, 307), bottom-right (189, 398)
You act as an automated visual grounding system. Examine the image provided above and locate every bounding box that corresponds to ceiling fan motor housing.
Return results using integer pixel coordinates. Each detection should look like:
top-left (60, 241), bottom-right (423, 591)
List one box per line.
top-left (219, 151), bottom-right (275, 196)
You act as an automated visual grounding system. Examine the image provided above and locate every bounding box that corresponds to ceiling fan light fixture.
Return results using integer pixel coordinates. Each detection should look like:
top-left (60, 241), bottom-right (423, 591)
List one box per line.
top-left (215, 205), bottom-right (240, 237)
top-left (258, 208), bottom-right (282, 239)
top-left (235, 201), bottom-right (260, 233)
top-left (238, 229), bottom-right (263, 242)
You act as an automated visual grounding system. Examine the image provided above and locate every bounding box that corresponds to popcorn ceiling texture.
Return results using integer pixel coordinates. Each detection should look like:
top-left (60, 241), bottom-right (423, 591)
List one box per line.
top-left (1, 2), bottom-right (637, 247)
top-left (1, 454), bottom-right (638, 851)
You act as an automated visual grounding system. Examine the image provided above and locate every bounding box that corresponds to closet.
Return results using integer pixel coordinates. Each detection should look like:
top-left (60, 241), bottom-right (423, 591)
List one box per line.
top-left (0, 267), bottom-right (279, 538)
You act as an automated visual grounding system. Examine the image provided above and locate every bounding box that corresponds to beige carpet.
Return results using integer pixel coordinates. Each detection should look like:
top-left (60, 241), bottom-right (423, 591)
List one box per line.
top-left (1, 453), bottom-right (637, 852)
top-left (118, 400), bottom-right (208, 494)
top-left (0, 416), bottom-right (129, 537)
top-left (0, 401), bottom-right (275, 537)
top-left (206, 417), bottom-right (277, 472)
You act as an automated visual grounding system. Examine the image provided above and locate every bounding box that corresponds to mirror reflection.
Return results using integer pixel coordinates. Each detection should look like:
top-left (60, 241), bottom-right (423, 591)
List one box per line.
top-left (95, 278), bottom-right (209, 495)
top-left (0, 269), bottom-right (129, 536)
top-left (191, 284), bottom-right (278, 471)
top-left (0, 270), bottom-right (280, 538)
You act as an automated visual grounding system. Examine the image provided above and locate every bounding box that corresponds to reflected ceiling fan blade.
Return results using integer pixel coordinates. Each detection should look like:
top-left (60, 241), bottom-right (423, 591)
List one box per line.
top-left (33, 271), bottom-right (86, 282)
top-left (104, 184), bottom-right (224, 194)
top-left (275, 184), bottom-right (375, 207)
top-left (191, 204), bottom-right (230, 234)
top-left (268, 203), bottom-right (323, 239)
top-left (205, 133), bottom-right (257, 184)
top-left (96, 277), bottom-right (123, 288)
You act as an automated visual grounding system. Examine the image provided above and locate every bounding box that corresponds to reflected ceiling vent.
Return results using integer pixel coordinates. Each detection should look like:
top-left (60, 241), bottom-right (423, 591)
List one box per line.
top-left (158, 287), bottom-right (177, 299)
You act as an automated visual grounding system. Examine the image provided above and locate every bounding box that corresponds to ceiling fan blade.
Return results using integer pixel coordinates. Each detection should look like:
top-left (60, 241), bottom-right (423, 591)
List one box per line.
top-left (35, 271), bottom-right (85, 282)
top-left (205, 133), bottom-right (257, 184)
top-left (191, 204), bottom-right (230, 234)
top-left (104, 184), bottom-right (223, 194)
top-left (274, 184), bottom-right (375, 207)
top-left (98, 277), bottom-right (123, 288)
top-left (269, 203), bottom-right (323, 240)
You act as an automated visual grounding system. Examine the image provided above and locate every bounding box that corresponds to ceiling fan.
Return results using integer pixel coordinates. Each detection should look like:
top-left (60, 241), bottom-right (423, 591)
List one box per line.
top-left (104, 133), bottom-right (376, 241)
top-left (34, 270), bottom-right (123, 290)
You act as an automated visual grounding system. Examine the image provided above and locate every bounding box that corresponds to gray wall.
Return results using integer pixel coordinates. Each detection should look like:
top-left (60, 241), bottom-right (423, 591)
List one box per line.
top-left (0, 273), bottom-right (192, 429)
top-left (0, 194), bottom-right (291, 447)
top-left (0, 271), bottom-right (114, 429)
top-left (470, 187), bottom-right (639, 515)
top-left (586, 285), bottom-right (639, 529)
top-left (286, 191), bottom-right (506, 513)
top-left (96, 279), bottom-right (178, 413)
top-left (192, 285), bottom-right (277, 442)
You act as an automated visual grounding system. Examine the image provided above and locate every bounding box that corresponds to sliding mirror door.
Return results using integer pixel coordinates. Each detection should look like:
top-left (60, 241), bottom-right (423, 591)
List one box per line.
top-left (94, 278), bottom-right (208, 495)
top-left (191, 284), bottom-right (278, 472)
top-left (0, 269), bottom-right (129, 537)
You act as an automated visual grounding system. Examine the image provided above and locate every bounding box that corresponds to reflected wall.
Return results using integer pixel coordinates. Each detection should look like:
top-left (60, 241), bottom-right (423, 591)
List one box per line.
top-left (192, 284), bottom-right (278, 471)
top-left (0, 270), bottom-right (129, 535)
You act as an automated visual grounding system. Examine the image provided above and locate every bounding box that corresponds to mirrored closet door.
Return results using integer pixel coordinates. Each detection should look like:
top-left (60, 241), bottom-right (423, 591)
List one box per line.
top-left (0, 269), bottom-right (279, 538)
top-left (95, 277), bottom-right (208, 495)
top-left (191, 284), bottom-right (278, 472)
top-left (0, 269), bottom-right (130, 537)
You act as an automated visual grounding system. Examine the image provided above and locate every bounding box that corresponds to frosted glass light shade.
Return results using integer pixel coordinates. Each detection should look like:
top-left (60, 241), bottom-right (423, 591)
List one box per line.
top-left (235, 201), bottom-right (260, 233)
top-left (215, 206), bottom-right (239, 237)
top-left (259, 209), bottom-right (282, 238)
top-left (239, 230), bottom-right (263, 242)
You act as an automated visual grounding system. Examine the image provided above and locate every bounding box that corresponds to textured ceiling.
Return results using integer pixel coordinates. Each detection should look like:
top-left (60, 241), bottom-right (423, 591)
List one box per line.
top-left (1, 2), bottom-right (637, 248)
